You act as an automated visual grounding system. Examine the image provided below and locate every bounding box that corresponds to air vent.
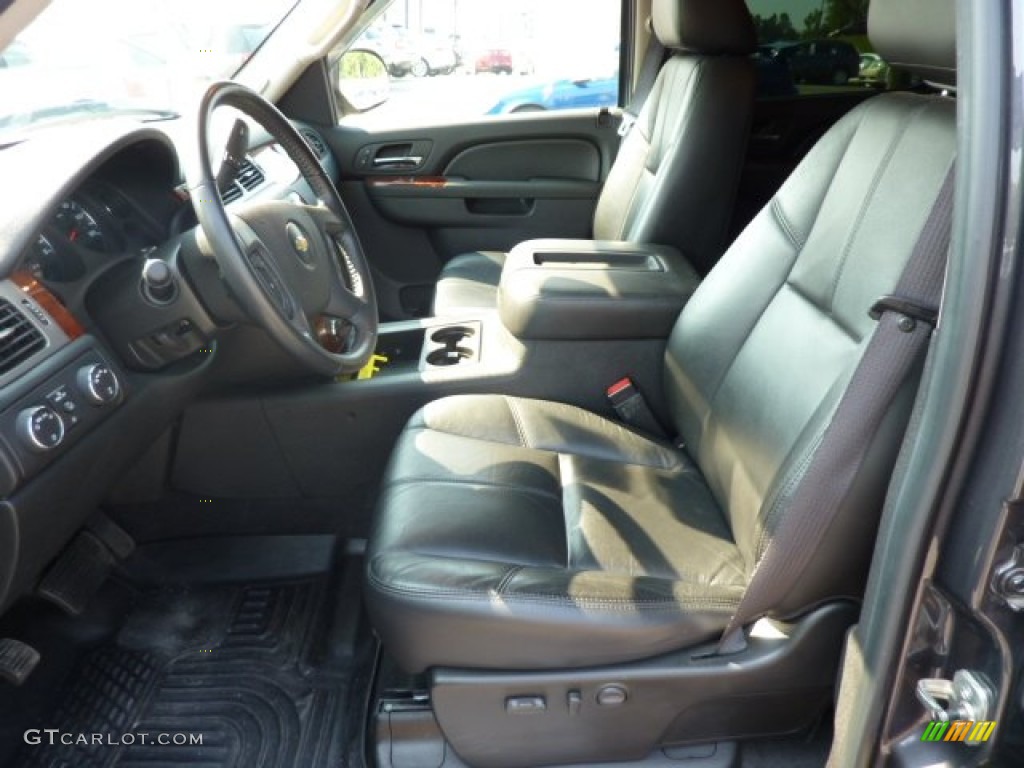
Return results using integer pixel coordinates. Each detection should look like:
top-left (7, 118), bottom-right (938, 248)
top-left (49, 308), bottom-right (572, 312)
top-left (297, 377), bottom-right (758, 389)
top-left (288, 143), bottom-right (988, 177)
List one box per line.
top-left (221, 184), bottom-right (242, 204)
top-left (300, 129), bottom-right (327, 158)
top-left (0, 299), bottom-right (46, 376)
top-left (237, 158), bottom-right (265, 191)
top-left (220, 157), bottom-right (266, 204)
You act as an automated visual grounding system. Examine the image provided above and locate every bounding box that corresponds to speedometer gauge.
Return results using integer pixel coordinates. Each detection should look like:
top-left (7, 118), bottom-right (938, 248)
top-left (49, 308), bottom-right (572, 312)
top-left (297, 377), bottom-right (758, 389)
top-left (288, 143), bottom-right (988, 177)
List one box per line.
top-left (54, 199), bottom-right (106, 251)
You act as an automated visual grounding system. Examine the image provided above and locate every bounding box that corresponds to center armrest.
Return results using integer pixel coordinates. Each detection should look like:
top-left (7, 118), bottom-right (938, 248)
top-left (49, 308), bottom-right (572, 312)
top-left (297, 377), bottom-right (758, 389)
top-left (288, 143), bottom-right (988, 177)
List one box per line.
top-left (498, 239), bottom-right (700, 340)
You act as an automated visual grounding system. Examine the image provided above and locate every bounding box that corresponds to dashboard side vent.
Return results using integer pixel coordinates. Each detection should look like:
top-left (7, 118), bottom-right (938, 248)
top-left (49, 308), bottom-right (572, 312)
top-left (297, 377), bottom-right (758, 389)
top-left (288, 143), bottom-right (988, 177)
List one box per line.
top-left (300, 129), bottom-right (327, 158)
top-left (221, 182), bottom-right (242, 205)
top-left (0, 299), bottom-right (46, 376)
top-left (220, 157), bottom-right (265, 204)
top-left (237, 158), bottom-right (265, 191)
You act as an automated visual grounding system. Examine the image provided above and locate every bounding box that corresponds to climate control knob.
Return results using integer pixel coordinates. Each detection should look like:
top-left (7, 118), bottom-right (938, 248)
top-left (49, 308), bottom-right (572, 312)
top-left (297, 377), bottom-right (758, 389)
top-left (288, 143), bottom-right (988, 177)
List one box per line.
top-left (17, 406), bottom-right (65, 452)
top-left (77, 364), bottom-right (120, 405)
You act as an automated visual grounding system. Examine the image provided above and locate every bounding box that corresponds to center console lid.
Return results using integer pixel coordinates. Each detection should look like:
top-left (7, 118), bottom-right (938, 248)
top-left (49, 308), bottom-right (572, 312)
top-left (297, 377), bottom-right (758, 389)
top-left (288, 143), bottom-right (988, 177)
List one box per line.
top-left (498, 239), bottom-right (699, 340)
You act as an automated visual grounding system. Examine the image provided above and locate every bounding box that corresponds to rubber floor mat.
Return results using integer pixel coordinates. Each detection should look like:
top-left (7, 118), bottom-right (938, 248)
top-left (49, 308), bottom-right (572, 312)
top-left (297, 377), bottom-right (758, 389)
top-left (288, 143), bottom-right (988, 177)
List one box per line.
top-left (14, 577), bottom-right (371, 768)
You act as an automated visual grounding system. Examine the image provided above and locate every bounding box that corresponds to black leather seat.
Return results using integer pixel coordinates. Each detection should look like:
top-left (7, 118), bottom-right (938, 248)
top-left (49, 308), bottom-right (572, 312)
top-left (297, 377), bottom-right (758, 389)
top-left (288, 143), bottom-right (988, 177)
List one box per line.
top-left (432, 0), bottom-right (757, 315)
top-left (368, 396), bottom-right (747, 671)
top-left (368, 0), bottom-right (956, 680)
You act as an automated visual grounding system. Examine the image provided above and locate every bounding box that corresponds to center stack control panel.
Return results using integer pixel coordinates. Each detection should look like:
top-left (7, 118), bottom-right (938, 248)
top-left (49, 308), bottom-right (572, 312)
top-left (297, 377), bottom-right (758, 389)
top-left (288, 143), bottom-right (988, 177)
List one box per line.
top-left (0, 348), bottom-right (125, 494)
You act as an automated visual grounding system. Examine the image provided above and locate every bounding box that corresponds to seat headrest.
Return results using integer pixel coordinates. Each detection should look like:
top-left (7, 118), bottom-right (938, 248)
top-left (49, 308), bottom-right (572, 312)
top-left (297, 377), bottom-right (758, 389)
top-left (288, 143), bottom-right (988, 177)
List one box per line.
top-left (652, 0), bottom-right (756, 55)
top-left (869, 0), bottom-right (956, 85)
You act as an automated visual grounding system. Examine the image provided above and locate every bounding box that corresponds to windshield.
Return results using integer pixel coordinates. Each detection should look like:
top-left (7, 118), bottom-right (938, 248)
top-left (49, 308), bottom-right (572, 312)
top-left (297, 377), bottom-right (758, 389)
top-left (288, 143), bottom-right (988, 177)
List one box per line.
top-left (0, 0), bottom-right (298, 137)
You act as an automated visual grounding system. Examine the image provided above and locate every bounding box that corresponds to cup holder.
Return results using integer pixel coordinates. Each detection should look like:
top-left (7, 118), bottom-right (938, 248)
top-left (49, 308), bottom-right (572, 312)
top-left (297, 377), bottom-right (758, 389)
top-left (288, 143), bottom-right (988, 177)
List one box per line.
top-left (426, 346), bottom-right (474, 367)
top-left (431, 326), bottom-right (476, 345)
top-left (422, 322), bottom-right (482, 370)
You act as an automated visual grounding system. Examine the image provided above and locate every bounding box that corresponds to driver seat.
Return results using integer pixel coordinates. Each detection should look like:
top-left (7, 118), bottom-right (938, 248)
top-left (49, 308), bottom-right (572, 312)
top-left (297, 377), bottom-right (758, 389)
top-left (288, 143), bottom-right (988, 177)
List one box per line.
top-left (366, 0), bottom-right (956, 762)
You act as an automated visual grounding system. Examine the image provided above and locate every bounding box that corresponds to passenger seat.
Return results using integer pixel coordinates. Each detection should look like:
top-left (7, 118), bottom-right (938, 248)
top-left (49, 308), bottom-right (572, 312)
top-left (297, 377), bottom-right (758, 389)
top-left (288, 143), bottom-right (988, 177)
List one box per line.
top-left (432, 0), bottom-right (757, 315)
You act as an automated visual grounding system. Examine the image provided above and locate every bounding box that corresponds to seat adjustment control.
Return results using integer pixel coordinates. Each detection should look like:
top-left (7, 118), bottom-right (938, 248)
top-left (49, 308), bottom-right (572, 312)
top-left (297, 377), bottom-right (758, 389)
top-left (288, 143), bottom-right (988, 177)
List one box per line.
top-left (505, 695), bottom-right (546, 714)
top-left (567, 689), bottom-right (582, 716)
top-left (596, 684), bottom-right (628, 707)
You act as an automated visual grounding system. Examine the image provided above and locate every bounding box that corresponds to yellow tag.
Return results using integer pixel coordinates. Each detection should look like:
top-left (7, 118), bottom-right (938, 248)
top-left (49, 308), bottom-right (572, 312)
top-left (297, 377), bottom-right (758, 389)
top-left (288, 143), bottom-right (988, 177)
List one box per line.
top-left (356, 354), bottom-right (390, 380)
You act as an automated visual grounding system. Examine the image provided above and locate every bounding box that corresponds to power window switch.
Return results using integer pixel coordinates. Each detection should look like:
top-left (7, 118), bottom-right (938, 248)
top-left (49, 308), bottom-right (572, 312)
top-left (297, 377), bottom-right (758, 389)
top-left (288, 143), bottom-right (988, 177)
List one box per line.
top-left (505, 695), bottom-right (546, 714)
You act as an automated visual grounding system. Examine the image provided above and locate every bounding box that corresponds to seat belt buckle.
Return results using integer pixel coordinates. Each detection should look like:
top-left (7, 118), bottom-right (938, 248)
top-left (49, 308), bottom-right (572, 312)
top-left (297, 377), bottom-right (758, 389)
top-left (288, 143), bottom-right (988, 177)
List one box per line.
top-left (606, 377), bottom-right (666, 438)
top-left (617, 112), bottom-right (637, 138)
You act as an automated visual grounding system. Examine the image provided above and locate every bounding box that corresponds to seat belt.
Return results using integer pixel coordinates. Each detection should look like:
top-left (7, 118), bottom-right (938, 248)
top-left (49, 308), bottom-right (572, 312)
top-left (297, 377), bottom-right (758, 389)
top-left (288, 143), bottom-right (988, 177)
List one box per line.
top-left (619, 20), bottom-right (665, 137)
top-left (716, 165), bottom-right (956, 655)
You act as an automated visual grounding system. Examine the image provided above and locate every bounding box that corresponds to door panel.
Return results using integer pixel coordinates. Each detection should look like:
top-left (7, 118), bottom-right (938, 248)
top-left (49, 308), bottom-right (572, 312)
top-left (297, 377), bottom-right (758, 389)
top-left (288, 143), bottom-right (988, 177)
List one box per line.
top-left (366, 178), bottom-right (600, 227)
top-left (444, 138), bottom-right (602, 180)
top-left (324, 111), bottom-right (620, 318)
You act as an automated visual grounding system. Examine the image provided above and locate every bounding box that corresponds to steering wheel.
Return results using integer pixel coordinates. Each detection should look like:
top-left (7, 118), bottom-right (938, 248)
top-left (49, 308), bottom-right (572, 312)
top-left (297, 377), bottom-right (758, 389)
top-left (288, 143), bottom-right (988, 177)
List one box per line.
top-left (185, 81), bottom-right (377, 376)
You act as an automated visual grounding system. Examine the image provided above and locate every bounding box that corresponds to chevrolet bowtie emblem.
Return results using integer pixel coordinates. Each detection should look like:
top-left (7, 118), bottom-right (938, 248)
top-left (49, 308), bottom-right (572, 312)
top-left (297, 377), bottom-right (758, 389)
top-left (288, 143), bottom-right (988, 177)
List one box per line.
top-left (286, 222), bottom-right (313, 263)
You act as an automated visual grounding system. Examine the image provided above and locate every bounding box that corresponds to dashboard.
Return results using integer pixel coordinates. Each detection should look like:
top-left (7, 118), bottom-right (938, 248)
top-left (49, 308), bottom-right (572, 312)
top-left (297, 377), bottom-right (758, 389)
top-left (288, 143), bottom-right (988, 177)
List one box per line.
top-left (0, 116), bottom-right (338, 614)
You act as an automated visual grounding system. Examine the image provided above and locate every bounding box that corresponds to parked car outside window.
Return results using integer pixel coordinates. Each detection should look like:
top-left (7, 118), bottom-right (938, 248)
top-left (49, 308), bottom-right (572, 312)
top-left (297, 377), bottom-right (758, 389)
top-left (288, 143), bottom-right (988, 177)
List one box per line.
top-left (853, 51), bottom-right (890, 87)
top-left (486, 74), bottom-right (618, 114)
top-left (759, 39), bottom-right (861, 85)
top-left (475, 48), bottom-right (513, 75)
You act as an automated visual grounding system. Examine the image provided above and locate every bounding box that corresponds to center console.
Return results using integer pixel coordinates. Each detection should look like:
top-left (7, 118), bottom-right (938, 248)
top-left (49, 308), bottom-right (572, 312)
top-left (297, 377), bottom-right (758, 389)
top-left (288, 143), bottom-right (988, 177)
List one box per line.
top-left (354, 238), bottom-right (699, 386)
top-left (498, 239), bottom-right (700, 340)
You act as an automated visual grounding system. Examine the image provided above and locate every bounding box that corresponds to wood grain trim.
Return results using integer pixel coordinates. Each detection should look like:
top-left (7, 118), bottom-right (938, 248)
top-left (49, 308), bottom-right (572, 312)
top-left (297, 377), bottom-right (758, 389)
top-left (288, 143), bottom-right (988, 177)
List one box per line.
top-left (366, 176), bottom-right (450, 189)
top-left (10, 271), bottom-right (86, 341)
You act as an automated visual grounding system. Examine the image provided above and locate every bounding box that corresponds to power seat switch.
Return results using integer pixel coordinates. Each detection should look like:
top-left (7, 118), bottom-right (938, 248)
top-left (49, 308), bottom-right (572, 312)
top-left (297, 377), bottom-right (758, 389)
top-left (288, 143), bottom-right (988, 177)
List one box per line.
top-left (567, 689), bottom-right (582, 716)
top-left (505, 695), bottom-right (546, 715)
top-left (596, 684), bottom-right (628, 707)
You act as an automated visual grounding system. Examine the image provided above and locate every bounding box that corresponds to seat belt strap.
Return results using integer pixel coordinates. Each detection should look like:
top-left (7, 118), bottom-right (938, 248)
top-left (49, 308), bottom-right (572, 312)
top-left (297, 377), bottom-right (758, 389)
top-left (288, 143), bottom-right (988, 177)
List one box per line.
top-left (619, 22), bottom-right (665, 137)
top-left (716, 165), bottom-right (956, 655)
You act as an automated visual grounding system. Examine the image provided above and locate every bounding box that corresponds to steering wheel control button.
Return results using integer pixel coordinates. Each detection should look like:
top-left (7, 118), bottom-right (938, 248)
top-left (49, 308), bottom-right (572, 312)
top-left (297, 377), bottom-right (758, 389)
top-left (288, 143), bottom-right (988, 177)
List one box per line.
top-left (596, 684), bottom-right (628, 707)
top-left (505, 696), bottom-right (546, 715)
top-left (17, 406), bottom-right (65, 452)
top-left (286, 222), bottom-right (315, 267)
top-left (141, 259), bottom-right (178, 304)
top-left (77, 364), bottom-right (120, 405)
top-left (335, 240), bottom-right (365, 297)
top-left (248, 248), bottom-right (295, 319)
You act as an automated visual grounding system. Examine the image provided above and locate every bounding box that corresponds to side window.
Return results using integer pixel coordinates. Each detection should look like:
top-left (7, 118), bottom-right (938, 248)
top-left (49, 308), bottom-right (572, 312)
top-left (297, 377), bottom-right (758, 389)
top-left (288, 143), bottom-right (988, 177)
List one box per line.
top-left (334, 0), bottom-right (622, 124)
top-left (747, 0), bottom-right (914, 98)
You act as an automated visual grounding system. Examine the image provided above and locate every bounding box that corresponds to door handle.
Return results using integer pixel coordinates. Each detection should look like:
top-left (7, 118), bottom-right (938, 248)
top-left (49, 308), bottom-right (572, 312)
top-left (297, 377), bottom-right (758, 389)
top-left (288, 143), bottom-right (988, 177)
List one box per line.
top-left (373, 156), bottom-right (424, 168)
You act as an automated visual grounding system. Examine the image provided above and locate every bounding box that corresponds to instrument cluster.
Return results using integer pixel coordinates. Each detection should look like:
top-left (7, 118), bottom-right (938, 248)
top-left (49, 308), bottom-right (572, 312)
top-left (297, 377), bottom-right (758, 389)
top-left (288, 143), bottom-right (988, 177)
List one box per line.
top-left (25, 181), bottom-right (161, 284)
